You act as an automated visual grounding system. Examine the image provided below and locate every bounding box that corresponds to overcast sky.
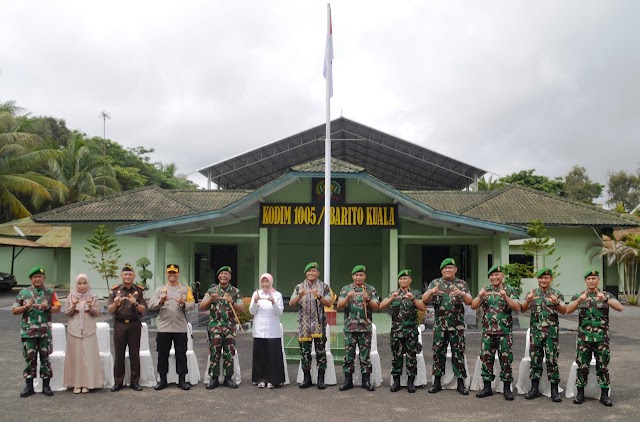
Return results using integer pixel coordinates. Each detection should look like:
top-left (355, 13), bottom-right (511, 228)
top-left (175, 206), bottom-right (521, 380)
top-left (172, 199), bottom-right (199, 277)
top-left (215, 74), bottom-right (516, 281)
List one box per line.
top-left (1, 1), bottom-right (638, 197)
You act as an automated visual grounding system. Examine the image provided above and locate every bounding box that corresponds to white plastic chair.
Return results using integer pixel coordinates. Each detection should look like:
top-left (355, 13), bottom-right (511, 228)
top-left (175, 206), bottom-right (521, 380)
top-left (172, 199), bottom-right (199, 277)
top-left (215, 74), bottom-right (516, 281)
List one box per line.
top-left (390, 324), bottom-right (428, 387)
top-left (164, 322), bottom-right (200, 385)
top-left (470, 352), bottom-right (504, 393)
top-left (353, 323), bottom-right (382, 387)
top-left (435, 344), bottom-right (470, 390)
top-left (34, 322), bottom-right (66, 392)
top-left (96, 322), bottom-right (115, 388)
top-left (124, 322), bottom-right (156, 387)
top-left (296, 324), bottom-right (337, 386)
top-left (515, 328), bottom-right (562, 397)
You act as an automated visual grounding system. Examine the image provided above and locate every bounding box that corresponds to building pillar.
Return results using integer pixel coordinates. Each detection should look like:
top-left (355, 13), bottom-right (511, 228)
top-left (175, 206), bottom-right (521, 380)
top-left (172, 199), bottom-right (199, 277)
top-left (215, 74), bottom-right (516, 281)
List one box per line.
top-left (259, 227), bottom-right (268, 276)
top-left (147, 231), bottom-right (166, 291)
top-left (492, 233), bottom-right (509, 266)
top-left (389, 228), bottom-right (398, 295)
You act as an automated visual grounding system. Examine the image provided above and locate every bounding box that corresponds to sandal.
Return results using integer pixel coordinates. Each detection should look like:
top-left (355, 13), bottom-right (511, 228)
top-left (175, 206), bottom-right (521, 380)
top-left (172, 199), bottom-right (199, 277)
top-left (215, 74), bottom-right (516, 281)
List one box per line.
top-left (257, 382), bottom-right (266, 388)
top-left (267, 383), bottom-right (274, 389)
top-left (82, 387), bottom-right (89, 393)
top-left (73, 387), bottom-right (81, 394)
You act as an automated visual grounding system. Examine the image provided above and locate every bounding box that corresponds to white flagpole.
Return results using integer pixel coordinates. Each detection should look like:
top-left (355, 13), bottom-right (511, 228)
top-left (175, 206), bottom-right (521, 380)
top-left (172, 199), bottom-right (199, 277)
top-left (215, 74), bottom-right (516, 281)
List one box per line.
top-left (323, 3), bottom-right (332, 287)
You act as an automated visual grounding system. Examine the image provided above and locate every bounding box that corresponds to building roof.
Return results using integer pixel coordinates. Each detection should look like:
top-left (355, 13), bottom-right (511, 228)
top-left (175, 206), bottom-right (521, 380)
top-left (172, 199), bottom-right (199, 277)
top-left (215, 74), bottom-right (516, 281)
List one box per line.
top-left (197, 117), bottom-right (487, 190)
top-left (0, 218), bottom-right (71, 248)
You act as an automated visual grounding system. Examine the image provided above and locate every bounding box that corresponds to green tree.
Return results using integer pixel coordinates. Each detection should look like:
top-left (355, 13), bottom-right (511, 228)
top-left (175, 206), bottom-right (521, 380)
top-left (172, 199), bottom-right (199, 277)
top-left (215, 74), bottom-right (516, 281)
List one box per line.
top-left (135, 257), bottom-right (153, 291)
top-left (590, 232), bottom-right (640, 305)
top-left (564, 165), bottom-right (604, 204)
top-left (501, 169), bottom-right (565, 196)
top-left (606, 169), bottom-right (640, 212)
top-left (521, 219), bottom-right (561, 276)
top-left (84, 224), bottom-right (121, 292)
top-left (476, 175), bottom-right (504, 191)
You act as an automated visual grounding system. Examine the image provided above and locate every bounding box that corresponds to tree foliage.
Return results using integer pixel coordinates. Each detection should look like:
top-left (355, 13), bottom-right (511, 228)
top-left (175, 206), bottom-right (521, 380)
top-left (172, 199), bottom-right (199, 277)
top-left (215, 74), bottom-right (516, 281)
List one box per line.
top-left (564, 165), bottom-right (604, 204)
top-left (521, 219), bottom-right (561, 276)
top-left (589, 232), bottom-right (640, 305)
top-left (606, 169), bottom-right (640, 213)
top-left (500, 169), bottom-right (565, 196)
top-left (83, 224), bottom-right (121, 292)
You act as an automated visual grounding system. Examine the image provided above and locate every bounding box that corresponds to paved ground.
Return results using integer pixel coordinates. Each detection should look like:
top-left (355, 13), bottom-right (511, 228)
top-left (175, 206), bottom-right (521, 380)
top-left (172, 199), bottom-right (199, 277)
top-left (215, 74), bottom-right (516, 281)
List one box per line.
top-left (0, 289), bottom-right (638, 422)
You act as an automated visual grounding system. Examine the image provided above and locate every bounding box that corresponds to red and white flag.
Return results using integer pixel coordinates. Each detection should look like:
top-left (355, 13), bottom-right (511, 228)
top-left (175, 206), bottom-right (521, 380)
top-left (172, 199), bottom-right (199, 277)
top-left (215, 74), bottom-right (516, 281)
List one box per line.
top-left (323, 4), bottom-right (334, 98)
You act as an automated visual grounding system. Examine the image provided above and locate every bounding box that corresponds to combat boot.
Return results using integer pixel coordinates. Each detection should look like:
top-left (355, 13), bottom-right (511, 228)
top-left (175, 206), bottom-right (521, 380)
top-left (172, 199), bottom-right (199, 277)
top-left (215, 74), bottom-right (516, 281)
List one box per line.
top-left (476, 380), bottom-right (493, 398)
top-left (390, 375), bottom-right (401, 392)
top-left (42, 379), bottom-right (53, 396)
top-left (550, 382), bottom-right (562, 402)
top-left (223, 375), bottom-right (238, 388)
top-left (407, 376), bottom-right (416, 393)
top-left (299, 370), bottom-right (312, 389)
top-left (428, 376), bottom-right (442, 393)
top-left (20, 378), bottom-right (34, 398)
top-left (154, 374), bottom-right (168, 390)
top-left (503, 382), bottom-right (514, 401)
top-left (178, 374), bottom-right (190, 390)
top-left (339, 373), bottom-right (354, 391)
top-left (206, 376), bottom-right (219, 390)
top-left (317, 369), bottom-right (326, 390)
top-left (456, 378), bottom-right (469, 395)
top-left (525, 379), bottom-right (541, 399)
top-left (599, 388), bottom-right (613, 406)
top-left (573, 387), bottom-right (584, 404)
top-left (361, 373), bottom-right (375, 391)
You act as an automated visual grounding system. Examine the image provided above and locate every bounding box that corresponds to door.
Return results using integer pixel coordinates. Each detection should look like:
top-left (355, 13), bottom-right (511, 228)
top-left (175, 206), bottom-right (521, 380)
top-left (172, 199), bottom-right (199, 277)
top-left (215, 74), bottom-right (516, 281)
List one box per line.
top-left (210, 245), bottom-right (238, 288)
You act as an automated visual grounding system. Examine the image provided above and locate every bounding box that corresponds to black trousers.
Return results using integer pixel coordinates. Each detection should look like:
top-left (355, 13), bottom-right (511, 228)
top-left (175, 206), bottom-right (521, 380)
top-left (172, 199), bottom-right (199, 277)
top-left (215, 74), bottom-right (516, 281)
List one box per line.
top-left (113, 320), bottom-right (141, 385)
top-left (156, 332), bottom-right (188, 376)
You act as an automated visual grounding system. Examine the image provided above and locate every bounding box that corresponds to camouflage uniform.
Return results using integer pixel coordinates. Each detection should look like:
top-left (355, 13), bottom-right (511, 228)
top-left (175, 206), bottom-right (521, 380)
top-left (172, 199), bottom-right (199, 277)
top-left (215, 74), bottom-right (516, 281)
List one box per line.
top-left (205, 284), bottom-right (243, 377)
top-left (292, 280), bottom-right (331, 371)
top-left (478, 284), bottom-right (519, 382)
top-left (338, 283), bottom-right (379, 374)
top-left (14, 287), bottom-right (60, 379)
top-left (528, 287), bottom-right (565, 382)
top-left (427, 277), bottom-right (469, 378)
top-left (571, 290), bottom-right (615, 388)
top-left (389, 289), bottom-right (422, 376)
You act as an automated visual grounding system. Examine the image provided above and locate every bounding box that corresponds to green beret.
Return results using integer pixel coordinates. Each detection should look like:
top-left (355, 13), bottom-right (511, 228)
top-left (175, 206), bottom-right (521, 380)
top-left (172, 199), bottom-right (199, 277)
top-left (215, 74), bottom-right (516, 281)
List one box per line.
top-left (488, 264), bottom-right (504, 276)
top-left (352, 265), bottom-right (366, 275)
top-left (216, 266), bottom-right (232, 275)
top-left (397, 269), bottom-right (412, 278)
top-left (304, 262), bottom-right (319, 274)
top-left (121, 263), bottom-right (135, 272)
top-left (440, 258), bottom-right (456, 270)
top-left (535, 267), bottom-right (553, 278)
top-left (166, 264), bottom-right (180, 273)
top-left (583, 269), bottom-right (600, 278)
top-left (28, 266), bottom-right (45, 277)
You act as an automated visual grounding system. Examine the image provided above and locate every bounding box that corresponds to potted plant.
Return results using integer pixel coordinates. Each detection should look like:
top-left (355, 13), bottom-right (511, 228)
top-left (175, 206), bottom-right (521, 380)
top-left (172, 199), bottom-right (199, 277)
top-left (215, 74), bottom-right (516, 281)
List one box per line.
top-left (135, 257), bottom-right (153, 291)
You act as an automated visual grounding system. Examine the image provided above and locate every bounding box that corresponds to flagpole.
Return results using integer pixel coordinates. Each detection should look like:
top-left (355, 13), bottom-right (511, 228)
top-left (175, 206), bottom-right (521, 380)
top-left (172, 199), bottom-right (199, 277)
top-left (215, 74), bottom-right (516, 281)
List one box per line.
top-left (324, 3), bottom-right (332, 287)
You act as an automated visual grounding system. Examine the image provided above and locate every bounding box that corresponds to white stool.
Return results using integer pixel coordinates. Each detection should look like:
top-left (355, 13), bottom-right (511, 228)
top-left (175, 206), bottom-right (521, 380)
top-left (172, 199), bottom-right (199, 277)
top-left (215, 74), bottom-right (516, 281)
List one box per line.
top-left (390, 324), bottom-right (428, 387)
top-left (96, 322), bottom-right (115, 388)
top-left (353, 323), bottom-right (382, 387)
top-left (164, 322), bottom-right (200, 385)
top-left (470, 352), bottom-right (504, 393)
top-left (124, 322), bottom-right (156, 387)
top-left (296, 324), bottom-right (337, 386)
top-left (565, 352), bottom-right (611, 399)
top-left (515, 328), bottom-right (563, 397)
top-left (435, 344), bottom-right (470, 390)
top-left (34, 322), bottom-right (66, 392)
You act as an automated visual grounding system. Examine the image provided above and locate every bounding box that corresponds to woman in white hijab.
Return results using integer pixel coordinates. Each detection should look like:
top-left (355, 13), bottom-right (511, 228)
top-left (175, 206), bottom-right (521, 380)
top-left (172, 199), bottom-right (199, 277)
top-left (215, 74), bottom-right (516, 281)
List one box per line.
top-left (249, 273), bottom-right (285, 388)
top-left (63, 274), bottom-right (104, 393)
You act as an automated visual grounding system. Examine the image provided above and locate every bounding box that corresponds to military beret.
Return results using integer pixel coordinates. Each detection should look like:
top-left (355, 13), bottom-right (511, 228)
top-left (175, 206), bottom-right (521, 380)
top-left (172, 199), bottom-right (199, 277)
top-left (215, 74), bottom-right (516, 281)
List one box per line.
top-left (352, 265), bottom-right (366, 275)
top-left (166, 264), bottom-right (180, 273)
top-left (28, 266), bottom-right (45, 277)
top-left (535, 267), bottom-right (553, 278)
top-left (440, 258), bottom-right (456, 270)
top-left (304, 262), bottom-right (320, 274)
top-left (583, 269), bottom-right (600, 278)
top-left (488, 264), bottom-right (505, 276)
top-left (216, 265), bottom-right (232, 275)
top-left (397, 269), bottom-right (412, 278)
top-left (121, 263), bottom-right (135, 272)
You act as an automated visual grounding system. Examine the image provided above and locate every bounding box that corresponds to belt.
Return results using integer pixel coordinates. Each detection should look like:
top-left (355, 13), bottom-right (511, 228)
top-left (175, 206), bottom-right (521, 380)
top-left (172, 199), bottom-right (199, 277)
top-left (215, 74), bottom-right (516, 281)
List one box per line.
top-left (115, 318), bottom-right (137, 324)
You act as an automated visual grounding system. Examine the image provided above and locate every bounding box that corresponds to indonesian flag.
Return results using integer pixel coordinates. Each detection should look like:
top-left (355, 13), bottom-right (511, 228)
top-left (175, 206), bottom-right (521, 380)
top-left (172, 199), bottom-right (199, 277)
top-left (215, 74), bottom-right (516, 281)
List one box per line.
top-left (323, 4), bottom-right (334, 98)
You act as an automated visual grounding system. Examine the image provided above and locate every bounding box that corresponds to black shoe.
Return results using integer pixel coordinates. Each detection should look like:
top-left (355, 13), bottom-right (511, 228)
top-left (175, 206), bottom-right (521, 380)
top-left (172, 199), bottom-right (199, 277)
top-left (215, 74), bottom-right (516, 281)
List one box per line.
top-left (361, 373), bottom-right (375, 391)
top-left (178, 375), bottom-right (190, 390)
top-left (154, 375), bottom-right (168, 391)
top-left (42, 379), bottom-right (53, 397)
top-left (390, 375), bottom-right (401, 393)
top-left (525, 379), bottom-right (541, 400)
top-left (573, 387), bottom-right (584, 404)
top-left (129, 383), bottom-right (142, 391)
top-left (599, 388), bottom-right (613, 406)
top-left (476, 380), bottom-right (493, 398)
top-left (456, 378), bottom-right (469, 395)
top-left (429, 376), bottom-right (442, 393)
top-left (20, 379), bottom-right (34, 398)
top-left (110, 384), bottom-right (123, 392)
top-left (503, 382), bottom-right (514, 401)
top-left (299, 370), bottom-right (312, 389)
top-left (550, 383), bottom-right (562, 402)
top-left (339, 373), bottom-right (354, 391)
top-left (223, 376), bottom-right (237, 389)
top-left (206, 377), bottom-right (219, 390)
top-left (407, 376), bottom-right (416, 394)
top-left (317, 369), bottom-right (326, 390)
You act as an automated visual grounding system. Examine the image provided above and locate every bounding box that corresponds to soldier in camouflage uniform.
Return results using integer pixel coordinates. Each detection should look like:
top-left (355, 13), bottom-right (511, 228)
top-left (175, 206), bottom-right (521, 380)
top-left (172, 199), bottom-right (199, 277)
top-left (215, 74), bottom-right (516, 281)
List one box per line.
top-left (379, 269), bottom-right (425, 393)
top-left (470, 264), bottom-right (521, 400)
top-left (199, 266), bottom-right (244, 389)
top-left (422, 257), bottom-right (472, 395)
top-left (566, 269), bottom-right (623, 406)
top-left (12, 266), bottom-right (61, 397)
top-left (521, 267), bottom-right (566, 402)
top-left (337, 265), bottom-right (380, 391)
top-left (289, 262), bottom-right (333, 390)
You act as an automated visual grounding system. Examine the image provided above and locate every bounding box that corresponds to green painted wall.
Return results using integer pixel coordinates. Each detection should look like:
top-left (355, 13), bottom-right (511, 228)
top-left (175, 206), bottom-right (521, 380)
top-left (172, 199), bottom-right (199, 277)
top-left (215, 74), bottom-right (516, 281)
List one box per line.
top-left (0, 246), bottom-right (69, 288)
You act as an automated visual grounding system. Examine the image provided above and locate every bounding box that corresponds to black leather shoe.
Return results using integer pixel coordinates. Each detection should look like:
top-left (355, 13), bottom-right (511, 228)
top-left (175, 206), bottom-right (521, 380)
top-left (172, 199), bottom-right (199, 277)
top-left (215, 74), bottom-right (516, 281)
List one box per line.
top-left (110, 384), bottom-right (123, 392)
top-left (42, 379), bottom-right (53, 397)
top-left (456, 378), bottom-right (469, 395)
top-left (130, 383), bottom-right (142, 391)
top-left (223, 376), bottom-right (238, 389)
top-left (476, 381), bottom-right (493, 398)
top-left (339, 374), bottom-right (354, 391)
top-left (407, 376), bottom-right (416, 394)
top-left (599, 388), bottom-right (613, 406)
top-left (20, 379), bottom-right (35, 398)
top-left (429, 377), bottom-right (442, 393)
top-left (206, 378), bottom-right (219, 390)
top-left (178, 375), bottom-right (191, 390)
top-left (503, 382), bottom-right (514, 401)
top-left (154, 375), bottom-right (169, 391)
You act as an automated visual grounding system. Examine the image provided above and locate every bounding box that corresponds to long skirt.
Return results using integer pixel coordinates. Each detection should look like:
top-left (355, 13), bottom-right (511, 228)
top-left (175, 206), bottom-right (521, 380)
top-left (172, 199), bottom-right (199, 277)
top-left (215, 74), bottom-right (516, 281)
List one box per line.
top-left (64, 333), bottom-right (104, 389)
top-left (252, 337), bottom-right (285, 385)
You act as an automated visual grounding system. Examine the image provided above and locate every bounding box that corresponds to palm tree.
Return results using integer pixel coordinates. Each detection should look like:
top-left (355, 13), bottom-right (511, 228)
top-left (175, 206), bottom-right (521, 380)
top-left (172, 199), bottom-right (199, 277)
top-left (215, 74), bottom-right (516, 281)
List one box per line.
top-left (589, 232), bottom-right (640, 305)
top-left (473, 175), bottom-right (503, 191)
